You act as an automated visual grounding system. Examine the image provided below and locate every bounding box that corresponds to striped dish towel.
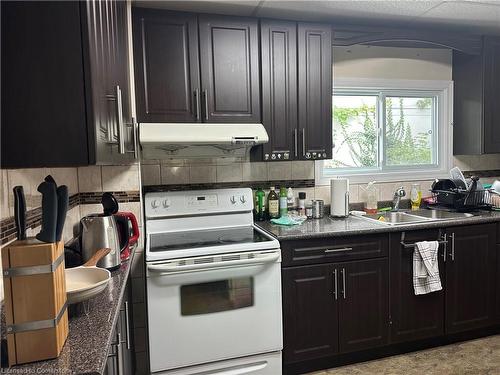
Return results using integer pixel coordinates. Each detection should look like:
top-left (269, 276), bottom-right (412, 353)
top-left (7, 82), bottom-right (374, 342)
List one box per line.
top-left (413, 241), bottom-right (442, 295)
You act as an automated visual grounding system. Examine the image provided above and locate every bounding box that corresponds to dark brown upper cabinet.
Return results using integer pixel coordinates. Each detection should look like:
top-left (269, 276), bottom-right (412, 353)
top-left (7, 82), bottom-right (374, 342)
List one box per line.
top-left (199, 15), bottom-right (260, 123)
top-left (254, 21), bottom-right (333, 162)
top-left (258, 20), bottom-right (297, 162)
top-left (133, 10), bottom-right (260, 124)
top-left (1, 1), bottom-right (137, 168)
top-left (453, 36), bottom-right (500, 155)
top-left (132, 9), bottom-right (200, 123)
top-left (298, 23), bottom-right (333, 161)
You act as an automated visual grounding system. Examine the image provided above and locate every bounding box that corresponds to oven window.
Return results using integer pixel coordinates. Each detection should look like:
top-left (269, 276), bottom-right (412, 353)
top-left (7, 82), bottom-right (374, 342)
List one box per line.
top-left (180, 277), bottom-right (254, 316)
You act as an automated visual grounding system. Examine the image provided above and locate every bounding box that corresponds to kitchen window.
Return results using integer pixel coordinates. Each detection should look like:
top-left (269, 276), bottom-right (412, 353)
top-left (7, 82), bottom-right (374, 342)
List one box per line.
top-left (316, 78), bottom-right (453, 185)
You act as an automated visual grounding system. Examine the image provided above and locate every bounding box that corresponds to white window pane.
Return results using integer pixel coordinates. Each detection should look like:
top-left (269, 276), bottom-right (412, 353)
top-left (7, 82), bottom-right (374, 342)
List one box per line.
top-left (384, 96), bottom-right (435, 167)
top-left (328, 95), bottom-right (378, 170)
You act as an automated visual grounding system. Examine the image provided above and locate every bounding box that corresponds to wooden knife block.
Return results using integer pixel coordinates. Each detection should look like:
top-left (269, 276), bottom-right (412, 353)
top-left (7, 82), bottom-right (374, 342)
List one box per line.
top-left (2, 239), bottom-right (68, 366)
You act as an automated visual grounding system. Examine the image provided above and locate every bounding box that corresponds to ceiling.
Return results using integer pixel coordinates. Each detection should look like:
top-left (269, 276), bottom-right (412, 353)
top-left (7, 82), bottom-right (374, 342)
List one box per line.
top-left (134, 0), bottom-right (500, 35)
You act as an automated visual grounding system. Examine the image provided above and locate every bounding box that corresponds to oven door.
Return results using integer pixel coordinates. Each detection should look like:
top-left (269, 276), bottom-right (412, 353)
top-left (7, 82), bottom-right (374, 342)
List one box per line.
top-left (146, 249), bottom-right (283, 373)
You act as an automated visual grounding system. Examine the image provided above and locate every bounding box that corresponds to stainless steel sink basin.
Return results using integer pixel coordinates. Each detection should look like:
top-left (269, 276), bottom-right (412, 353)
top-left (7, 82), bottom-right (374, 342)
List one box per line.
top-left (359, 209), bottom-right (475, 226)
top-left (407, 210), bottom-right (474, 220)
top-left (362, 212), bottom-right (430, 226)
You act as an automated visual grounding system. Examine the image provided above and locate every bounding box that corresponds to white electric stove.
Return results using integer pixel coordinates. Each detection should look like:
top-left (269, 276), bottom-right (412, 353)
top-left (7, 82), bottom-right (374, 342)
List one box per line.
top-left (144, 188), bottom-right (282, 375)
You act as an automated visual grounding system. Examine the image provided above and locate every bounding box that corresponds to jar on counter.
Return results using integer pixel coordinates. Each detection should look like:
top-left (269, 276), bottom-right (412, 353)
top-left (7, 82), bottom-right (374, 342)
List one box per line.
top-left (298, 192), bottom-right (306, 216)
top-left (312, 199), bottom-right (324, 219)
top-left (305, 201), bottom-right (313, 219)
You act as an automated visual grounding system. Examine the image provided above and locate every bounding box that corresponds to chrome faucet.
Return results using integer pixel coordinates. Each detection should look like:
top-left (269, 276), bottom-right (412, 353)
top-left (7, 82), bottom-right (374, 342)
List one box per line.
top-left (392, 187), bottom-right (406, 211)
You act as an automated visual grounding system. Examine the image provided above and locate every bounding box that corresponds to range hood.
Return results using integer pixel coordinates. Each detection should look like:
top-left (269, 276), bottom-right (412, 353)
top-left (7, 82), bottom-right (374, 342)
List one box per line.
top-left (139, 123), bottom-right (269, 159)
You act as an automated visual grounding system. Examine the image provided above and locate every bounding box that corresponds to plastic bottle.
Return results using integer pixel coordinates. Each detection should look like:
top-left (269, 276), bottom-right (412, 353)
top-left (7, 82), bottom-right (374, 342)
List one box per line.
top-left (279, 186), bottom-right (288, 217)
top-left (298, 192), bottom-right (306, 216)
top-left (254, 187), bottom-right (266, 221)
top-left (410, 184), bottom-right (422, 210)
top-left (363, 181), bottom-right (378, 214)
top-left (267, 187), bottom-right (280, 219)
top-left (287, 187), bottom-right (295, 210)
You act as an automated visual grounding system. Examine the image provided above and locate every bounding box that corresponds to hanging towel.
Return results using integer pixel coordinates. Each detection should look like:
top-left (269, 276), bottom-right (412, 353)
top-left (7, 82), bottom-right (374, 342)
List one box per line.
top-left (413, 241), bottom-right (442, 295)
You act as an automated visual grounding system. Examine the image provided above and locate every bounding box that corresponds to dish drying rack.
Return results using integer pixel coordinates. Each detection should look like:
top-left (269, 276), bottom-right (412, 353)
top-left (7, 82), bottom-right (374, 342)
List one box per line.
top-left (430, 188), bottom-right (493, 211)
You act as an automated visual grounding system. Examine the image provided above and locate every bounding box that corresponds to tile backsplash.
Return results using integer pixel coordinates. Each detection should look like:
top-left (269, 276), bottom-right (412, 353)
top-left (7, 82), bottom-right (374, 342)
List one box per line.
top-left (141, 157), bottom-right (500, 206)
top-left (0, 164), bottom-right (142, 301)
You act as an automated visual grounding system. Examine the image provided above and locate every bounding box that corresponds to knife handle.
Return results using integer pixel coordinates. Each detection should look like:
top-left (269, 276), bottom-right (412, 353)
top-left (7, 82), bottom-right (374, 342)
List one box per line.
top-left (13, 186), bottom-right (26, 241)
top-left (36, 181), bottom-right (58, 243)
top-left (55, 185), bottom-right (69, 242)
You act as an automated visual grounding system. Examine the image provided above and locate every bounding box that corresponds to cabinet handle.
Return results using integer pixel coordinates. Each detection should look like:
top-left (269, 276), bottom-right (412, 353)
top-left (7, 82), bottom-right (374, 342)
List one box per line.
top-left (301, 129), bottom-right (306, 157)
top-left (124, 301), bottom-right (131, 350)
top-left (125, 117), bottom-right (138, 159)
top-left (450, 233), bottom-right (455, 261)
top-left (115, 85), bottom-right (125, 154)
top-left (194, 89), bottom-right (201, 120)
top-left (324, 247), bottom-right (353, 254)
top-left (293, 129), bottom-right (298, 158)
top-left (117, 332), bottom-right (124, 375)
top-left (203, 89), bottom-right (209, 121)
top-left (341, 268), bottom-right (346, 299)
top-left (333, 269), bottom-right (338, 300)
top-left (442, 233), bottom-right (447, 263)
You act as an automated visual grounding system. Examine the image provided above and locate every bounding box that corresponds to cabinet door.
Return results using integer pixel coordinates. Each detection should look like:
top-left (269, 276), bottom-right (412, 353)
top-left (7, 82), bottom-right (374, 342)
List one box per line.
top-left (483, 37), bottom-right (500, 153)
top-left (199, 15), bottom-right (260, 123)
top-left (282, 264), bottom-right (338, 364)
top-left (119, 281), bottom-right (135, 375)
top-left (1, 1), bottom-right (90, 168)
top-left (338, 258), bottom-right (389, 353)
top-left (85, 0), bottom-right (119, 164)
top-left (389, 230), bottom-right (445, 343)
top-left (260, 20), bottom-right (297, 161)
top-left (446, 224), bottom-right (496, 334)
top-left (297, 23), bottom-right (332, 160)
top-left (133, 9), bottom-right (200, 123)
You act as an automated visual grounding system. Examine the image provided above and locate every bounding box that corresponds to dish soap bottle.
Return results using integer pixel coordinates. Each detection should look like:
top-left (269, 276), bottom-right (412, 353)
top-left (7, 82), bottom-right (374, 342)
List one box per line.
top-left (279, 186), bottom-right (288, 217)
top-left (410, 184), bottom-right (422, 210)
top-left (267, 187), bottom-right (280, 219)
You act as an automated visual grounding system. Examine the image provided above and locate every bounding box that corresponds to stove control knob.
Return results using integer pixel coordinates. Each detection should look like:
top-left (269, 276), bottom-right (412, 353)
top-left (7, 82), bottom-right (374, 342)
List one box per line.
top-left (230, 196), bottom-right (237, 204)
top-left (162, 199), bottom-right (171, 208)
top-left (239, 196), bottom-right (246, 204)
top-left (151, 199), bottom-right (159, 209)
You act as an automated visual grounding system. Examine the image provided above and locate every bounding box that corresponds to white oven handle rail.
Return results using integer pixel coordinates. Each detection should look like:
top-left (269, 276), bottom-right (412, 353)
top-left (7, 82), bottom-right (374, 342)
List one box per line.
top-left (207, 360), bottom-right (268, 375)
top-left (147, 251), bottom-right (280, 274)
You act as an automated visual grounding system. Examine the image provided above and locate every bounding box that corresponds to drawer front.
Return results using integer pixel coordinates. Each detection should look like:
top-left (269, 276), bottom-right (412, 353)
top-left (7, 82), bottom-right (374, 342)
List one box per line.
top-left (281, 234), bottom-right (389, 267)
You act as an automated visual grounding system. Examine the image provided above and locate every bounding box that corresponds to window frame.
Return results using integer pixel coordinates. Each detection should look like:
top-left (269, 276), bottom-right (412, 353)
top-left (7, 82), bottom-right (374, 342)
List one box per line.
top-left (316, 78), bottom-right (454, 185)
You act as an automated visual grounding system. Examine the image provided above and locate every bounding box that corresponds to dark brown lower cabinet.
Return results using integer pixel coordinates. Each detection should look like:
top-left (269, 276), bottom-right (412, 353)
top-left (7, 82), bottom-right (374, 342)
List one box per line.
top-left (390, 229), bottom-right (445, 343)
top-left (282, 258), bottom-right (389, 364)
top-left (445, 224), bottom-right (496, 334)
top-left (105, 281), bottom-right (135, 375)
top-left (282, 264), bottom-right (339, 363)
top-left (283, 223), bottom-right (499, 374)
top-left (339, 259), bottom-right (388, 353)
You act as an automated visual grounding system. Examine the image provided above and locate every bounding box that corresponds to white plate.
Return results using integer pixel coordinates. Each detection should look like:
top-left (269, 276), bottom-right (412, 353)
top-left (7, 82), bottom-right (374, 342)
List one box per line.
top-left (65, 266), bottom-right (111, 304)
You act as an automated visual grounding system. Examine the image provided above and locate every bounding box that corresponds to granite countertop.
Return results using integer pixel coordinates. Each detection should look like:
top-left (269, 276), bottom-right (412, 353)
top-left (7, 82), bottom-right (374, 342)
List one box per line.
top-left (1, 245), bottom-right (139, 375)
top-left (256, 210), bottom-right (500, 240)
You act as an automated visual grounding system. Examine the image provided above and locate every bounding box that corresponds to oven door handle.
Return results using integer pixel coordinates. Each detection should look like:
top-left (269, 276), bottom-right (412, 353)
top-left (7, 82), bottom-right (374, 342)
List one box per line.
top-left (147, 252), bottom-right (280, 274)
top-left (206, 361), bottom-right (268, 375)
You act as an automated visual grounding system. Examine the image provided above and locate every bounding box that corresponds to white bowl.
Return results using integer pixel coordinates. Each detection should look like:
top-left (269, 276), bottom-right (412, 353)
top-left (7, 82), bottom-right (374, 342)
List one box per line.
top-left (65, 266), bottom-right (111, 304)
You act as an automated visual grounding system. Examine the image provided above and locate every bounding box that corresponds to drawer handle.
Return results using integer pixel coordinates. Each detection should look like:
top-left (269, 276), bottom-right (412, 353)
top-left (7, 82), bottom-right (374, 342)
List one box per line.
top-left (324, 247), bottom-right (353, 254)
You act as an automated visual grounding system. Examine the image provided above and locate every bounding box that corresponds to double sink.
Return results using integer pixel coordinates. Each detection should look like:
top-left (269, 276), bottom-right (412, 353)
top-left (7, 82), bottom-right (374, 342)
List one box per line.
top-left (360, 209), bottom-right (474, 226)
